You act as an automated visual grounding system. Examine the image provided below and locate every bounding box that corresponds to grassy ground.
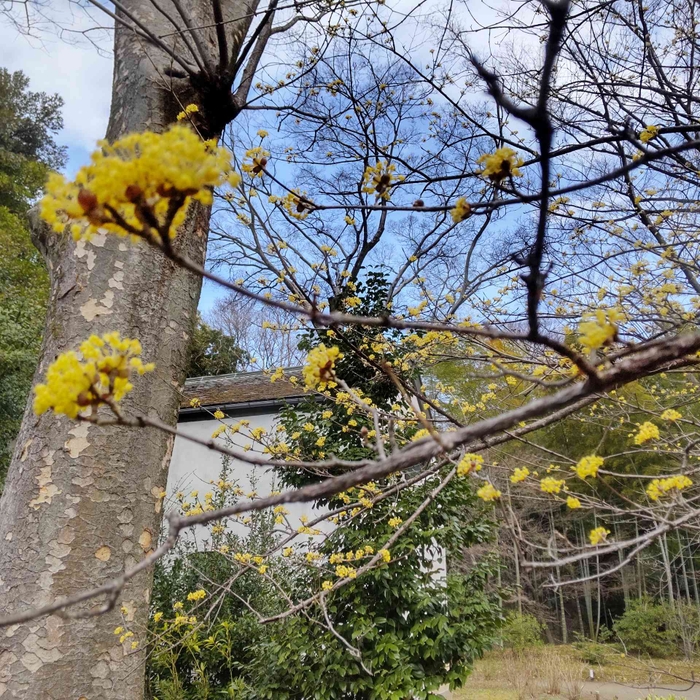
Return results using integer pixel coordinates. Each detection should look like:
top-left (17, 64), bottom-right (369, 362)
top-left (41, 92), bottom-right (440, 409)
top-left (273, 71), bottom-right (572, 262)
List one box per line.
top-left (452, 645), bottom-right (700, 700)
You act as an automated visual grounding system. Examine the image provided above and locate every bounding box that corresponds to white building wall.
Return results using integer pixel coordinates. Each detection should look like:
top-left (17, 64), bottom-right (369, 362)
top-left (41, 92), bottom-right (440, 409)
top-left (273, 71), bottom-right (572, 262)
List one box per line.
top-left (166, 409), bottom-right (326, 538)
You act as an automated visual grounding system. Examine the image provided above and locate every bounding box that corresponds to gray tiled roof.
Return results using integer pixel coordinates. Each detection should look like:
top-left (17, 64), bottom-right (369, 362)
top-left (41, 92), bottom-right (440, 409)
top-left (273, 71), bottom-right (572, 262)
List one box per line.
top-left (180, 368), bottom-right (304, 409)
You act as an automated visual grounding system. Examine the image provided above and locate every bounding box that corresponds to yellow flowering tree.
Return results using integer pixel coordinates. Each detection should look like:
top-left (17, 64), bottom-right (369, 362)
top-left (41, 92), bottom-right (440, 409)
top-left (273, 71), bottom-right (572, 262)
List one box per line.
top-left (7, 0), bottom-right (700, 695)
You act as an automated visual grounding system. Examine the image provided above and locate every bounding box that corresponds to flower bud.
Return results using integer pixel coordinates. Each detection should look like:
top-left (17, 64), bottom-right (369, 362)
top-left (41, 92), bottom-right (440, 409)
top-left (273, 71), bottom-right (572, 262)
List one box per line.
top-left (125, 185), bottom-right (143, 202)
top-left (77, 189), bottom-right (98, 213)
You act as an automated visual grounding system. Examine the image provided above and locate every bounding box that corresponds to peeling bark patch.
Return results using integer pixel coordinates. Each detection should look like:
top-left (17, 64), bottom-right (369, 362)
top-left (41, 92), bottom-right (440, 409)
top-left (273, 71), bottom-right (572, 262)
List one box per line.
top-left (80, 297), bottom-right (113, 322)
top-left (151, 486), bottom-right (165, 514)
top-left (108, 270), bottom-right (124, 290)
top-left (138, 530), bottom-right (152, 552)
top-left (65, 423), bottom-right (90, 459)
top-left (94, 546), bottom-right (111, 562)
top-left (22, 633), bottom-right (63, 663)
top-left (74, 240), bottom-right (97, 271)
top-left (101, 289), bottom-right (114, 308)
top-left (29, 466), bottom-right (61, 510)
top-left (19, 653), bottom-right (42, 673)
top-left (20, 439), bottom-right (33, 462)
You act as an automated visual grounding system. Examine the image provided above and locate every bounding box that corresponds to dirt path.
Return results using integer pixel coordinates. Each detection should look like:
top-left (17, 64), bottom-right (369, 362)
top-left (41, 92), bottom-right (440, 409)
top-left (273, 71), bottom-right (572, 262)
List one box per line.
top-left (583, 681), bottom-right (700, 699)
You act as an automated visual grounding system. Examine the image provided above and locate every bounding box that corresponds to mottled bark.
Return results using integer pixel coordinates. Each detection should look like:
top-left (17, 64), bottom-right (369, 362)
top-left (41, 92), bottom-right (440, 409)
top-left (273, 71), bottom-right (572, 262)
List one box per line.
top-left (0, 2), bottom-right (250, 697)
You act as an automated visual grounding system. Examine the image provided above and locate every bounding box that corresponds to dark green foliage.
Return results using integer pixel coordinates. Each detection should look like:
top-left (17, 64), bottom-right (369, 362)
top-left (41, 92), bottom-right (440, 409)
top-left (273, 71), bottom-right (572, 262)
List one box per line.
top-left (300, 269), bottom-right (419, 409)
top-left (613, 598), bottom-right (678, 657)
top-left (498, 612), bottom-right (544, 652)
top-left (0, 69), bottom-right (64, 488)
top-left (0, 68), bottom-right (65, 213)
top-left (246, 478), bottom-right (501, 699)
top-left (186, 314), bottom-right (247, 377)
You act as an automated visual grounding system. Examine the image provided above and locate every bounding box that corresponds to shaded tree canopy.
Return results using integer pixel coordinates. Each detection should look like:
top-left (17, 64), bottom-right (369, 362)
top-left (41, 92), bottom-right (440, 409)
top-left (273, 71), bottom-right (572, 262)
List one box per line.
top-left (0, 68), bottom-right (64, 488)
top-left (186, 314), bottom-right (248, 378)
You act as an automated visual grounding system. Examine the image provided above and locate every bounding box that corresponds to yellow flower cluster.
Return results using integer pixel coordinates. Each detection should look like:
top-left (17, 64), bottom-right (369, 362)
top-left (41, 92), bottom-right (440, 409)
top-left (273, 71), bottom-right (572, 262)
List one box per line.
top-left (302, 344), bottom-right (342, 390)
top-left (330, 548), bottom-right (370, 566)
top-left (335, 564), bottom-right (357, 578)
top-left (476, 147), bottom-right (523, 182)
top-left (589, 527), bottom-right (610, 545)
top-left (282, 189), bottom-right (314, 220)
top-left (242, 146), bottom-right (269, 178)
top-left (457, 453), bottom-right (484, 476)
top-left (646, 475), bottom-right (692, 501)
top-left (33, 332), bottom-right (154, 418)
top-left (574, 455), bottom-right (604, 480)
top-left (186, 589), bottom-right (206, 602)
top-left (361, 160), bottom-right (399, 200)
top-left (540, 477), bottom-right (565, 494)
top-left (578, 308), bottom-right (622, 351)
top-left (510, 467), bottom-right (529, 484)
top-left (477, 482), bottom-right (501, 501)
top-left (661, 409), bottom-right (682, 421)
top-left (633, 421), bottom-right (660, 445)
top-left (450, 197), bottom-right (471, 223)
top-left (566, 496), bottom-right (581, 509)
top-left (176, 103), bottom-right (199, 121)
top-left (40, 125), bottom-right (232, 241)
top-left (639, 125), bottom-right (659, 143)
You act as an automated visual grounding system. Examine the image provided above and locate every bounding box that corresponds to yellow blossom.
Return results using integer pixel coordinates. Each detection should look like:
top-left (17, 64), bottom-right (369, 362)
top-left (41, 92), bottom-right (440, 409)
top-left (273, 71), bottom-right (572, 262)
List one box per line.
top-left (457, 453), bottom-right (483, 476)
top-left (578, 308), bottom-right (622, 351)
top-left (510, 467), bottom-right (529, 484)
top-left (187, 589), bottom-right (206, 602)
top-left (378, 548), bottom-right (391, 563)
top-left (40, 125), bottom-right (231, 241)
top-left (639, 125), bottom-right (659, 143)
top-left (362, 160), bottom-right (398, 200)
top-left (566, 496), bottom-right (581, 509)
top-left (176, 103), bottom-right (199, 120)
top-left (477, 483), bottom-right (501, 502)
top-left (647, 475), bottom-right (692, 501)
top-left (335, 564), bottom-right (357, 578)
top-left (540, 477), bottom-right (565, 494)
top-left (633, 421), bottom-right (660, 445)
top-left (33, 332), bottom-right (154, 418)
top-left (589, 527), bottom-right (610, 545)
top-left (450, 197), bottom-right (471, 223)
top-left (302, 344), bottom-right (342, 390)
top-left (213, 409), bottom-right (225, 419)
top-left (476, 147), bottom-right (523, 182)
top-left (661, 409), bottom-right (682, 421)
top-left (388, 516), bottom-right (402, 528)
top-left (322, 580), bottom-right (334, 591)
top-left (575, 455), bottom-right (604, 479)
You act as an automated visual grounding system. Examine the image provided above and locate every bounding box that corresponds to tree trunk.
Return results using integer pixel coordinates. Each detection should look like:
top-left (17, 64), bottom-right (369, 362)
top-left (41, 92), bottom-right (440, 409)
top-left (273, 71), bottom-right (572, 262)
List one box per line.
top-left (0, 3), bottom-right (231, 697)
top-left (660, 530), bottom-right (676, 608)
